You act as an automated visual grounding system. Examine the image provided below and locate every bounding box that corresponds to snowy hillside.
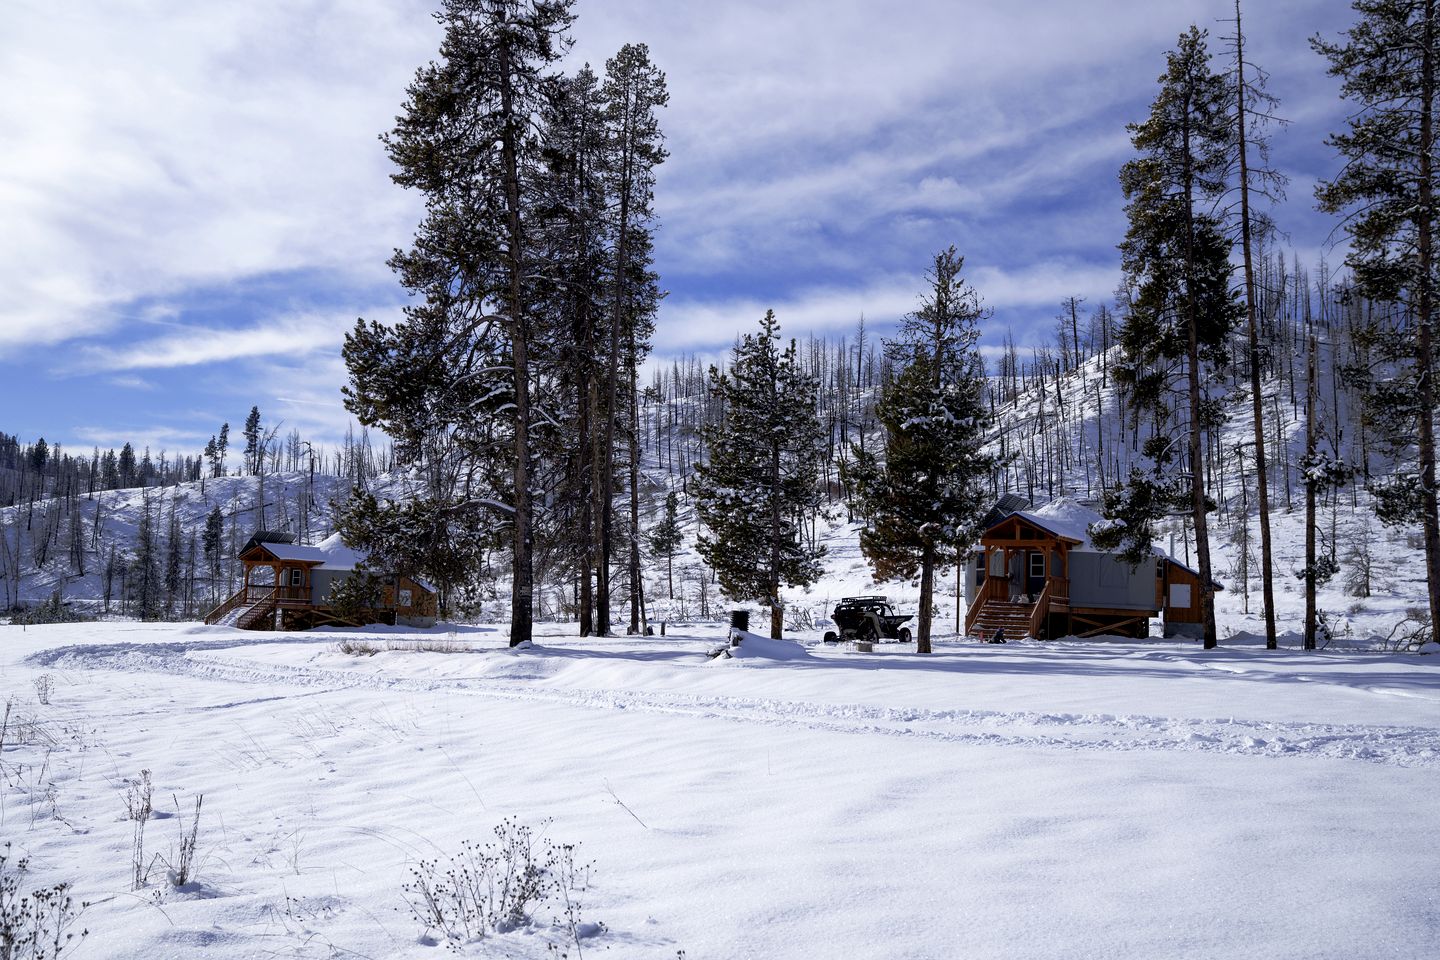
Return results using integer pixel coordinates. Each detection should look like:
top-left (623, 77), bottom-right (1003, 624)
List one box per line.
top-left (0, 472), bottom-right (355, 612)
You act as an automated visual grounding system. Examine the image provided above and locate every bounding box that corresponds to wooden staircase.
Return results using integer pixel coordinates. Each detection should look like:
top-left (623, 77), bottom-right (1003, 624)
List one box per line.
top-left (970, 599), bottom-right (1036, 641)
top-left (204, 587), bottom-right (279, 630)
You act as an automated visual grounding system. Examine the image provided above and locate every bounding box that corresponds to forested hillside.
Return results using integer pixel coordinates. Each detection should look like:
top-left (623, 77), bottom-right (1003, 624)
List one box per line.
top-left (1, 255), bottom-right (1427, 650)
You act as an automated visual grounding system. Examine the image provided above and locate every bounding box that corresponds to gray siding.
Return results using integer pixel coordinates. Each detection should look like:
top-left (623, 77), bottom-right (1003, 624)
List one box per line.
top-left (1068, 553), bottom-right (1158, 610)
top-left (310, 569), bottom-right (349, 604)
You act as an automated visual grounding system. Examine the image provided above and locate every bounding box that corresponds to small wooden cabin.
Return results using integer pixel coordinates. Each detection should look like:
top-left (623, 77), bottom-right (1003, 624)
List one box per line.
top-left (204, 531), bottom-right (438, 631)
top-left (962, 498), bottom-right (1220, 640)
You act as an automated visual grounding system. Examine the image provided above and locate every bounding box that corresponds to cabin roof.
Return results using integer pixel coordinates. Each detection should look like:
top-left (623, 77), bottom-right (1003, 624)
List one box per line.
top-left (980, 496), bottom-right (1224, 589)
top-left (310, 533), bottom-right (439, 594)
top-left (244, 541), bottom-right (327, 564)
top-left (241, 532), bottom-right (439, 593)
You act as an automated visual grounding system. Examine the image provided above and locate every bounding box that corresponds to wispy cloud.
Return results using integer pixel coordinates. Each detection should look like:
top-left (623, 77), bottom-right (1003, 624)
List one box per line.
top-left (1, 0), bottom-right (1356, 451)
top-left (657, 259), bottom-right (1125, 353)
top-left (66, 308), bottom-right (391, 374)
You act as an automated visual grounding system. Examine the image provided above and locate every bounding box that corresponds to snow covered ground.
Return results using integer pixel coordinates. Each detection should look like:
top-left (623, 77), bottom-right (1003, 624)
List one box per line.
top-left (2, 619), bottom-right (1437, 959)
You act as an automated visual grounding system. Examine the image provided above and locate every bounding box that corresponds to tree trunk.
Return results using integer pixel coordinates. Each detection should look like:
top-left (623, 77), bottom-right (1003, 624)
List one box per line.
top-left (628, 339), bottom-right (643, 634)
top-left (917, 547), bottom-right (934, 654)
top-left (1305, 329), bottom-right (1318, 650)
top-left (498, 34), bottom-right (532, 648)
top-left (577, 312), bottom-right (595, 637)
top-left (1181, 90), bottom-right (1220, 650)
top-left (1418, 2), bottom-right (1440, 640)
top-left (1235, 0), bottom-right (1277, 650)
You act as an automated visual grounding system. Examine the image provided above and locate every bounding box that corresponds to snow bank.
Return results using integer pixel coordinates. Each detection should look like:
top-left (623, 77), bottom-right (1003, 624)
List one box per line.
top-left (709, 629), bottom-right (812, 663)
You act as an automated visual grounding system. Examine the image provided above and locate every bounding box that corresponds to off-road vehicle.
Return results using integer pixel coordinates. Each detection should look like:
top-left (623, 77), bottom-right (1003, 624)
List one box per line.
top-left (823, 596), bottom-right (913, 643)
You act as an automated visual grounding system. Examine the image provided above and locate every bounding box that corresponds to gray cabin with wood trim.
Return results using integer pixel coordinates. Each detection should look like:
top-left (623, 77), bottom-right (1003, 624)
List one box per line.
top-left (962, 497), bottom-right (1220, 640)
top-left (204, 530), bottom-right (438, 631)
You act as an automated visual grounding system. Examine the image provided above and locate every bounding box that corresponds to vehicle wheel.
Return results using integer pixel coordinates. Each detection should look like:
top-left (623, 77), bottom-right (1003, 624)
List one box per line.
top-left (898, 627), bottom-right (912, 644)
top-left (823, 630), bottom-right (838, 644)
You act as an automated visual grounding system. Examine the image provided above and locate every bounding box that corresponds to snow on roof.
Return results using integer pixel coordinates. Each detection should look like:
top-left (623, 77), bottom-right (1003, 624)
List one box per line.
top-left (313, 532), bottom-right (366, 571)
top-left (990, 496), bottom-right (1212, 582)
top-left (1013, 498), bottom-right (1102, 547)
top-left (312, 532), bottom-right (439, 594)
top-left (251, 542), bottom-right (328, 563)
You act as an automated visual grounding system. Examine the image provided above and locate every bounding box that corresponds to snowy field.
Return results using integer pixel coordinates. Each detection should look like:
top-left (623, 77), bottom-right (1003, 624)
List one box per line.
top-left (1, 620), bottom-right (1438, 959)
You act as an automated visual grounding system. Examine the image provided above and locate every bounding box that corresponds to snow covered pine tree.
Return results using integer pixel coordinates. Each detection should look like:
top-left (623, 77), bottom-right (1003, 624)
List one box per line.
top-left (695, 311), bottom-right (827, 639)
top-left (845, 247), bottom-right (994, 654)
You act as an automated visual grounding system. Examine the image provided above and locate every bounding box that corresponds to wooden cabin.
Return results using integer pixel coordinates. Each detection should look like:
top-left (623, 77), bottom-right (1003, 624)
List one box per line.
top-left (204, 531), bottom-right (438, 631)
top-left (962, 498), bottom-right (1220, 640)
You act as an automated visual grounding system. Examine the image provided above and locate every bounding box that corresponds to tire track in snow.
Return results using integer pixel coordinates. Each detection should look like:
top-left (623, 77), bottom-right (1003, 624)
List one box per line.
top-left (30, 640), bottom-right (1440, 769)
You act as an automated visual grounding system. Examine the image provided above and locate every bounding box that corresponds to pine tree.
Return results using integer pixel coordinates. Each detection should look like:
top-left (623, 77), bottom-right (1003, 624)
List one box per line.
top-left (846, 247), bottom-right (994, 653)
top-left (243, 406), bottom-right (261, 476)
top-left (164, 496), bottom-right (183, 616)
top-left (1102, 26), bottom-right (1240, 649)
top-left (1229, 0), bottom-right (1286, 650)
top-left (346, 0), bottom-right (576, 646)
top-left (1315, 0), bottom-right (1440, 641)
top-left (202, 506), bottom-right (224, 602)
top-left (598, 42), bottom-right (667, 636)
top-left (130, 494), bottom-right (162, 620)
top-left (118, 443), bottom-right (136, 488)
top-left (648, 490), bottom-right (682, 600)
top-left (217, 423), bottom-right (229, 476)
top-left (533, 66), bottom-right (610, 636)
top-left (695, 311), bottom-right (827, 638)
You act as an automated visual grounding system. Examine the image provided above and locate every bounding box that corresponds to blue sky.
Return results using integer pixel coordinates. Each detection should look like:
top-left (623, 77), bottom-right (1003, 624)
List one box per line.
top-left (0, 0), bottom-right (1353, 456)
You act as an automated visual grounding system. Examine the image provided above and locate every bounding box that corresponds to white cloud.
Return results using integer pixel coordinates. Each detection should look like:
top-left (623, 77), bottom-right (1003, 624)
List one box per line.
top-left (0, 0), bottom-right (434, 355)
top-left (656, 258), bottom-right (1123, 353)
top-left (0, 0), bottom-right (1354, 369)
top-left (68, 309), bottom-right (382, 373)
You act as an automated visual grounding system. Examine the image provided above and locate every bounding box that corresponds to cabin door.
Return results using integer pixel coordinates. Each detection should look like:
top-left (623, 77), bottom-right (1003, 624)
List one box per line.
top-left (1026, 551), bottom-right (1047, 598)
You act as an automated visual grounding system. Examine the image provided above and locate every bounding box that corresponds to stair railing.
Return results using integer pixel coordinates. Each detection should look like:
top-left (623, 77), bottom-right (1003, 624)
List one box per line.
top-left (203, 587), bottom-right (248, 625)
top-left (1027, 581), bottom-right (1053, 639)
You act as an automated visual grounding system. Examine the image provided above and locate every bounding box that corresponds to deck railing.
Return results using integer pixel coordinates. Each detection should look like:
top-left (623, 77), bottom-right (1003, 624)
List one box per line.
top-left (236, 590), bottom-right (278, 630)
top-left (203, 587), bottom-right (247, 625)
top-left (1027, 581), bottom-right (1053, 639)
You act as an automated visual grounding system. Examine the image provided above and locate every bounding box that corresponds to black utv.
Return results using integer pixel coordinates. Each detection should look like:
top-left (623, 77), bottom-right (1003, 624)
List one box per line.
top-left (823, 596), bottom-right (914, 644)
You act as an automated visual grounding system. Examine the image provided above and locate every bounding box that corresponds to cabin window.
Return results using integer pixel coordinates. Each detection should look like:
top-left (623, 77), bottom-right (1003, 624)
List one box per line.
top-left (1169, 583), bottom-right (1192, 608)
top-left (975, 551), bottom-right (986, 583)
top-left (398, 589), bottom-right (413, 608)
top-left (1029, 553), bottom-right (1045, 579)
top-left (290, 569), bottom-right (303, 587)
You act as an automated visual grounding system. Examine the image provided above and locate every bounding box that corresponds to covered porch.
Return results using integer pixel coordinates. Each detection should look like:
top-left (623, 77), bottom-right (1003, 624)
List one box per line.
top-left (964, 514), bottom-right (1076, 640)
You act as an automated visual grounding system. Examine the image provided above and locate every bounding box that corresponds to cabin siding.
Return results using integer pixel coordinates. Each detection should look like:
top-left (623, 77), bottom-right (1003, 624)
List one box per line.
top-left (1067, 554), bottom-right (1160, 611)
top-left (310, 569), bottom-right (347, 604)
top-left (1162, 565), bottom-right (1206, 636)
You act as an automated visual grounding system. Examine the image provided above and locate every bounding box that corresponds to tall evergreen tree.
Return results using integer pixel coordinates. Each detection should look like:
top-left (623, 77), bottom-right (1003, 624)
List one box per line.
top-left (846, 247), bottom-right (994, 654)
top-left (118, 443), bottom-right (136, 488)
top-left (597, 42), bottom-right (667, 636)
top-left (345, 0), bottom-right (575, 646)
top-left (1315, 0), bottom-right (1440, 641)
top-left (695, 311), bottom-right (827, 639)
top-left (202, 505), bottom-right (225, 601)
top-left (648, 490), bottom-right (682, 600)
top-left (1229, 0), bottom-right (1286, 650)
top-left (217, 423), bottom-right (230, 476)
top-left (130, 493), bottom-right (162, 620)
top-left (1101, 26), bottom-right (1240, 649)
top-left (533, 66), bottom-right (610, 636)
top-left (243, 406), bottom-right (262, 476)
